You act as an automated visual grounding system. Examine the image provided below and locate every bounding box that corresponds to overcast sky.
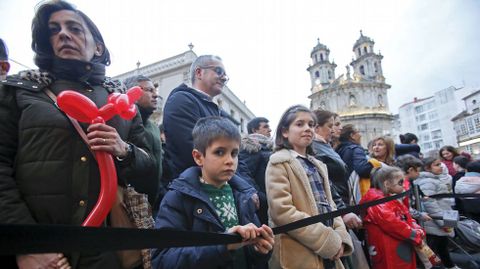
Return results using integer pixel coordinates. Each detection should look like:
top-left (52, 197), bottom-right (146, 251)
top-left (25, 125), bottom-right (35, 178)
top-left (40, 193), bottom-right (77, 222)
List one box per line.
top-left (1, 0), bottom-right (479, 125)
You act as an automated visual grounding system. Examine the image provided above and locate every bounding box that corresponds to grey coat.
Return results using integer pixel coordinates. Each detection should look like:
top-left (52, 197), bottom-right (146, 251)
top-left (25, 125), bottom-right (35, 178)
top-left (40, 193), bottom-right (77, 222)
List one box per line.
top-left (415, 172), bottom-right (455, 237)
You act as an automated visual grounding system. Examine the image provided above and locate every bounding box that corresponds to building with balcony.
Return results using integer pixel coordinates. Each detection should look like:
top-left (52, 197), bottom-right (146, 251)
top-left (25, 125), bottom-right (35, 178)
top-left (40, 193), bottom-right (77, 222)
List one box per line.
top-left (452, 88), bottom-right (480, 158)
top-left (398, 86), bottom-right (460, 156)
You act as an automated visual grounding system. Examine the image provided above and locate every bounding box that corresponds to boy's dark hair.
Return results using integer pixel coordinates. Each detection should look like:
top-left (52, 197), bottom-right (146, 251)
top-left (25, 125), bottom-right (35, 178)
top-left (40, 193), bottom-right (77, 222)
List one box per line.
top-left (466, 160), bottom-right (480, 173)
top-left (422, 157), bottom-right (437, 171)
top-left (193, 116), bottom-right (241, 155)
top-left (399, 133), bottom-right (418, 144)
top-left (274, 105), bottom-right (316, 154)
top-left (453, 155), bottom-right (470, 170)
top-left (395, 154), bottom-right (423, 173)
top-left (31, 0), bottom-right (110, 70)
top-left (371, 165), bottom-right (404, 194)
top-left (247, 117), bottom-right (269, 134)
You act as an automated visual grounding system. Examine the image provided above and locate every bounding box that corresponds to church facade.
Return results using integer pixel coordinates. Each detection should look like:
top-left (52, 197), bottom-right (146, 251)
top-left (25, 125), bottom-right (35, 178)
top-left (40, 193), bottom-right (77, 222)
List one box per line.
top-left (308, 31), bottom-right (393, 146)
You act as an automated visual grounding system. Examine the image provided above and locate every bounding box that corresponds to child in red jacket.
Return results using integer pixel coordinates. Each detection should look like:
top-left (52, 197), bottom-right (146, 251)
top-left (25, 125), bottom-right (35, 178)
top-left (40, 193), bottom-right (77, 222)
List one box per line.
top-left (360, 165), bottom-right (424, 269)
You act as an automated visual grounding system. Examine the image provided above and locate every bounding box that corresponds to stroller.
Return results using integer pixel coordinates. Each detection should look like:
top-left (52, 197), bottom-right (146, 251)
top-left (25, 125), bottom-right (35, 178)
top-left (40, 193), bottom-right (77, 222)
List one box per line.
top-left (449, 197), bottom-right (480, 269)
top-left (448, 217), bottom-right (480, 269)
top-left (412, 185), bottom-right (480, 268)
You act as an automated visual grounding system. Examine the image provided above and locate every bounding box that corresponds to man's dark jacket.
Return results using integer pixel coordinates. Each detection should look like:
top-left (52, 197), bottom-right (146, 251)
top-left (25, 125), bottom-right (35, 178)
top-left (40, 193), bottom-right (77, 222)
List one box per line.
top-left (163, 83), bottom-right (221, 179)
top-left (152, 166), bottom-right (270, 269)
top-left (237, 133), bottom-right (272, 224)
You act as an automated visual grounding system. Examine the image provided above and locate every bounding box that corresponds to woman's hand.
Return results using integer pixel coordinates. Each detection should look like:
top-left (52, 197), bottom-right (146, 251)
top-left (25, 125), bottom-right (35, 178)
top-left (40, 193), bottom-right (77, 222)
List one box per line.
top-left (87, 123), bottom-right (128, 158)
top-left (342, 213), bottom-right (363, 229)
top-left (253, 224), bottom-right (274, 254)
top-left (331, 244), bottom-right (345, 260)
top-left (17, 253), bottom-right (71, 269)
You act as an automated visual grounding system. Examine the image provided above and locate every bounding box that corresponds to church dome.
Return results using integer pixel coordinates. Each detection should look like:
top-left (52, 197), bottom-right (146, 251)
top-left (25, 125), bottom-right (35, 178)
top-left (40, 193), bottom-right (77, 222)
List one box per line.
top-left (353, 30), bottom-right (374, 49)
top-left (311, 38), bottom-right (329, 55)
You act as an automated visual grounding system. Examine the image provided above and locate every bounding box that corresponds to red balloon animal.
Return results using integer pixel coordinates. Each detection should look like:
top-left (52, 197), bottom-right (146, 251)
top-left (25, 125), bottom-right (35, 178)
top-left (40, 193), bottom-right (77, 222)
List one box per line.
top-left (57, 86), bottom-right (143, 227)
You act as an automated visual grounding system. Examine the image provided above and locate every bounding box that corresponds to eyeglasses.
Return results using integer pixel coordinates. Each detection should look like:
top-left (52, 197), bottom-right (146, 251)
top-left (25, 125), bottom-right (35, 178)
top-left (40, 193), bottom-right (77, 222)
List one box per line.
top-left (199, 66), bottom-right (229, 82)
top-left (396, 179), bottom-right (404, 186)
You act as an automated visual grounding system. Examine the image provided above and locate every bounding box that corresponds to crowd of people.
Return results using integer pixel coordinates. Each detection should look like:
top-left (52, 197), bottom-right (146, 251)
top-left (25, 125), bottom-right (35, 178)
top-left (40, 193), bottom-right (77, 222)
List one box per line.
top-left (0, 1), bottom-right (479, 269)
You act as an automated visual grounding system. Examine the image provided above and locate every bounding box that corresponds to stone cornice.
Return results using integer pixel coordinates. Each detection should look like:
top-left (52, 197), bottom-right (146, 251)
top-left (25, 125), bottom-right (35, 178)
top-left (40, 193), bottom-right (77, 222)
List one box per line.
top-left (113, 50), bottom-right (197, 81)
top-left (350, 53), bottom-right (383, 65)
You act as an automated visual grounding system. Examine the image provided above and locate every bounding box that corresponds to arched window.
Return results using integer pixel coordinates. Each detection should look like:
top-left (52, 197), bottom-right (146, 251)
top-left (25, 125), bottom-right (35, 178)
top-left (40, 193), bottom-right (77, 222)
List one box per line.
top-left (358, 48), bottom-right (361, 56)
top-left (364, 47), bottom-right (368, 54)
top-left (360, 65), bottom-right (365, 75)
top-left (320, 54), bottom-right (324, 61)
top-left (349, 95), bottom-right (357, 106)
top-left (328, 70), bottom-right (332, 80)
top-left (374, 62), bottom-right (378, 73)
top-left (378, 94), bottom-right (384, 106)
top-left (315, 71), bottom-right (320, 78)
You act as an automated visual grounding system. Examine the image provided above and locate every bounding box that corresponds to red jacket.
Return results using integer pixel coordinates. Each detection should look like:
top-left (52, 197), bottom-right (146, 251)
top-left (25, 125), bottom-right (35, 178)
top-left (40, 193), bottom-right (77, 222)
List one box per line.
top-left (360, 188), bottom-right (424, 269)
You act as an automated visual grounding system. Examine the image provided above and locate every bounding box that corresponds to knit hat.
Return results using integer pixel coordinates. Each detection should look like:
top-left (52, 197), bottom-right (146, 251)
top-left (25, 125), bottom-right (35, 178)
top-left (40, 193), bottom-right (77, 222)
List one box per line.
top-left (0, 39), bottom-right (8, 61)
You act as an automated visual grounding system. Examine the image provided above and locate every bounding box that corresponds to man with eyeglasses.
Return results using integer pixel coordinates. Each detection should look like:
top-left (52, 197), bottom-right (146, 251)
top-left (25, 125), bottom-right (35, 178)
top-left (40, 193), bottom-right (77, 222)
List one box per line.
top-left (163, 55), bottom-right (229, 179)
top-left (124, 75), bottom-right (165, 213)
top-left (0, 39), bottom-right (10, 80)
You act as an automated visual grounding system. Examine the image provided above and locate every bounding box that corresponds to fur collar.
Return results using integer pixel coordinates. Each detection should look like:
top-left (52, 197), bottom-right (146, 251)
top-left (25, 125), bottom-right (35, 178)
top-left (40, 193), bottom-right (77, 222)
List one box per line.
top-left (17, 69), bottom-right (126, 93)
top-left (241, 133), bottom-right (273, 153)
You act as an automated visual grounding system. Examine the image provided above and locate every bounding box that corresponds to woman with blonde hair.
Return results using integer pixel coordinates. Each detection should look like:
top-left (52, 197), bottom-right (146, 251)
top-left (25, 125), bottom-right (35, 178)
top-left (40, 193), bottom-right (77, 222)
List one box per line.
top-left (370, 136), bottom-right (395, 165)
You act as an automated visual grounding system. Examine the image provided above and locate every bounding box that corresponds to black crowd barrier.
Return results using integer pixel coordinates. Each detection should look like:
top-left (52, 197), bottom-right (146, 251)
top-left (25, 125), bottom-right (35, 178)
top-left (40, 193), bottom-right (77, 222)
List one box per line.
top-left (1, 192), bottom-right (479, 255)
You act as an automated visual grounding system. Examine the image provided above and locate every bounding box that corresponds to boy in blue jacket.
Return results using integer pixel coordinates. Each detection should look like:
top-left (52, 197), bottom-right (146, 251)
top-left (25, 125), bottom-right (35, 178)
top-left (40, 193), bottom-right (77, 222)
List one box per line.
top-left (152, 116), bottom-right (274, 269)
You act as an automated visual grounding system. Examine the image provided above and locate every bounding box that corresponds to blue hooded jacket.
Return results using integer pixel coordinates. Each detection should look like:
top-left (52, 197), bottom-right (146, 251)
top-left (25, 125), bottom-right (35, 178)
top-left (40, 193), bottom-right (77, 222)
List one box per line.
top-left (152, 166), bottom-right (270, 269)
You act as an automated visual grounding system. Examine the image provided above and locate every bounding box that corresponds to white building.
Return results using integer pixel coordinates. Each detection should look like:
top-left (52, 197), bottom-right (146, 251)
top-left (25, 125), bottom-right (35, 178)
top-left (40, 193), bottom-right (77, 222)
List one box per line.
top-left (398, 86), bottom-right (460, 156)
top-left (113, 46), bottom-right (255, 134)
top-left (308, 31), bottom-right (393, 146)
top-left (452, 88), bottom-right (480, 157)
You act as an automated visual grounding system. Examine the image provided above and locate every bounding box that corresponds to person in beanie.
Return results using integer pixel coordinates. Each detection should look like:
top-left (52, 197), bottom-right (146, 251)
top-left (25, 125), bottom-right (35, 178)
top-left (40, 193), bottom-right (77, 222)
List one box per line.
top-left (0, 38), bottom-right (10, 80)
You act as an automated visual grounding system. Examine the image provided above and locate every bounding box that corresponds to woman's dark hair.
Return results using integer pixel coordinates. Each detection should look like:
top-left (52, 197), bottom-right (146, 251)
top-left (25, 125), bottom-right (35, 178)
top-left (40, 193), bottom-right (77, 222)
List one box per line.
top-left (31, 0), bottom-right (110, 70)
top-left (339, 124), bottom-right (357, 143)
top-left (438, 145), bottom-right (459, 161)
top-left (274, 105), bottom-right (316, 155)
top-left (313, 109), bottom-right (335, 127)
top-left (399, 133), bottom-right (418, 144)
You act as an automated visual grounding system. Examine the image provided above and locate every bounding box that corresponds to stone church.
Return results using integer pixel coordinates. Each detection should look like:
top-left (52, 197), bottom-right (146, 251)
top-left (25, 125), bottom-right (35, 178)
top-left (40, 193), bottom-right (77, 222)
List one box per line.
top-left (308, 31), bottom-right (393, 146)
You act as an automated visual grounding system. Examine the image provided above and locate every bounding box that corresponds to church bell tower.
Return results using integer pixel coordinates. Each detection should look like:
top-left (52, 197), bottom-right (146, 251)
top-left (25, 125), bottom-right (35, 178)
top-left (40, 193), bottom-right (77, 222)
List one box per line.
top-left (307, 38), bottom-right (337, 89)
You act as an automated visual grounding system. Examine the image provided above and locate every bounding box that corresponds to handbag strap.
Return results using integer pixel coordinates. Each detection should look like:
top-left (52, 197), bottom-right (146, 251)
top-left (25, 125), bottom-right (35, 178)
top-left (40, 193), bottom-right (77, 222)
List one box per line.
top-left (44, 88), bottom-right (97, 159)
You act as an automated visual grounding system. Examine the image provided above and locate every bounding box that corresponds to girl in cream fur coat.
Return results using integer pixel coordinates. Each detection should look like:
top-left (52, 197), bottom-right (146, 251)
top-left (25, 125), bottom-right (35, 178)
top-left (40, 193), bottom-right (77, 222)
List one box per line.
top-left (266, 105), bottom-right (353, 269)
